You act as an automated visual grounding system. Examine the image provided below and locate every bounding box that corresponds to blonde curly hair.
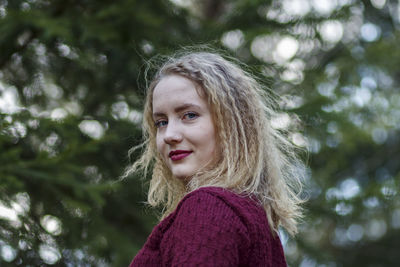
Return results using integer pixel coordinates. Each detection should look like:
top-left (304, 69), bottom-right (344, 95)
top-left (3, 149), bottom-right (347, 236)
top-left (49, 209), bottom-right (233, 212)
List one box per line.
top-left (125, 50), bottom-right (305, 236)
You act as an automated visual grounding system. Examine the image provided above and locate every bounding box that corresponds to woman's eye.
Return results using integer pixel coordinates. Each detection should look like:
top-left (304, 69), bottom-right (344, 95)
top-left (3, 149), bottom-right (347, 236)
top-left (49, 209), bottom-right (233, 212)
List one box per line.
top-left (183, 112), bottom-right (198, 120)
top-left (155, 120), bottom-right (168, 128)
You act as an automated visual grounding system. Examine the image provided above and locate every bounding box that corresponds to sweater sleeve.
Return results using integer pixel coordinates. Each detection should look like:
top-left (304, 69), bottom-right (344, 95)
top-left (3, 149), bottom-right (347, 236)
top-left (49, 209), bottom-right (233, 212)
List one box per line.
top-left (160, 190), bottom-right (250, 267)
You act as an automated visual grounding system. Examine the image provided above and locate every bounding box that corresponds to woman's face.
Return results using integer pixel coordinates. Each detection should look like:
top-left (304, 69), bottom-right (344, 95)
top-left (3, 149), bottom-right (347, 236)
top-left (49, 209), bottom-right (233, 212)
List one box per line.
top-left (152, 75), bottom-right (218, 180)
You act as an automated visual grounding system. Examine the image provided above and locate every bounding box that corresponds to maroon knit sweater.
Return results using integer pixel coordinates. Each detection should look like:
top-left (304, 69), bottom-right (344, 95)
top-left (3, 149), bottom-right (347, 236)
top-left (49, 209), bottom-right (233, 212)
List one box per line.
top-left (130, 186), bottom-right (287, 266)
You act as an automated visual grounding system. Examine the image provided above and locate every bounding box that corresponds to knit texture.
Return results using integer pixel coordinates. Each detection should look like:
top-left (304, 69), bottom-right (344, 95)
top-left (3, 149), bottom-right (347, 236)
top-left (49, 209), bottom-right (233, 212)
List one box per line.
top-left (130, 186), bottom-right (287, 267)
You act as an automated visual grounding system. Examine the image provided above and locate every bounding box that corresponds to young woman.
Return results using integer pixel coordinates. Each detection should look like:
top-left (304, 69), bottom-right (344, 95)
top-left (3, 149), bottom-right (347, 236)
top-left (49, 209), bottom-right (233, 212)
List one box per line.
top-left (127, 51), bottom-right (304, 266)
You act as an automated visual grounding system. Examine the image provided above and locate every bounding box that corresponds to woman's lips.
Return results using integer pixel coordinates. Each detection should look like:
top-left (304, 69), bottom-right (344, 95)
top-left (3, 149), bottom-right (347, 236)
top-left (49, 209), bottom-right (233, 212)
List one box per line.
top-left (169, 150), bottom-right (192, 161)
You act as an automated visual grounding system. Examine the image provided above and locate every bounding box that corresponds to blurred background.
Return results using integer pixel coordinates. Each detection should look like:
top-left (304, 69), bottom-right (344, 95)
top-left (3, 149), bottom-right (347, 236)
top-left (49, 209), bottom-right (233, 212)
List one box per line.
top-left (1, 0), bottom-right (399, 266)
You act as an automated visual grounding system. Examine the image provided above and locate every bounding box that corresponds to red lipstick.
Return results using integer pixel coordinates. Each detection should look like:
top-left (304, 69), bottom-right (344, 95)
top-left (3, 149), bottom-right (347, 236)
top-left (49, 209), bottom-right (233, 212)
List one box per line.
top-left (169, 150), bottom-right (192, 161)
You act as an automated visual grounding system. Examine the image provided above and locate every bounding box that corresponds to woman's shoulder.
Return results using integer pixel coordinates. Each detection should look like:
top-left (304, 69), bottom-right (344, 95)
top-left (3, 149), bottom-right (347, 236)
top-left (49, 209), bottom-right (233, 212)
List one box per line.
top-left (151, 186), bottom-right (282, 266)
top-left (157, 186), bottom-right (267, 234)
top-left (184, 186), bottom-right (263, 210)
top-left (175, 186), bottom-right (265, 224)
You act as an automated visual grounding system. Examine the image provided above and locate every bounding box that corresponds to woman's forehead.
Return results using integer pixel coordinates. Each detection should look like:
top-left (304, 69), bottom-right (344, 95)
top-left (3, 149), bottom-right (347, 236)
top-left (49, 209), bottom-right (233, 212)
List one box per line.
top-left (152, 75), bottom-right (208, 111)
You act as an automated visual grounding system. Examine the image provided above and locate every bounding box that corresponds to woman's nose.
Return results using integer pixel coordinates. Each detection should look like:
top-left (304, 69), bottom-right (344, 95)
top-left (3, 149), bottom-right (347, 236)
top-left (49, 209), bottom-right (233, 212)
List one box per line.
top-left (163, 122), bottom-right (183, 144)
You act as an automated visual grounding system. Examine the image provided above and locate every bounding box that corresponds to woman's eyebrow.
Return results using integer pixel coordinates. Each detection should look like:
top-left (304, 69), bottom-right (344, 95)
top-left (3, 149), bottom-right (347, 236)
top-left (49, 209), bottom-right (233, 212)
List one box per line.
top-left (153, 103), bottom-right (201, 119)
top-left (174, 103), bottom-right (201, 113)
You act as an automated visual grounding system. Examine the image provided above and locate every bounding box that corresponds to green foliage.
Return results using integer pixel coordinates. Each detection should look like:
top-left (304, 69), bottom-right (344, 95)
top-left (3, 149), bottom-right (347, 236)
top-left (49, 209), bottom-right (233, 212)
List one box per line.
top-left (1, 0), bottom-right (399, 266)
